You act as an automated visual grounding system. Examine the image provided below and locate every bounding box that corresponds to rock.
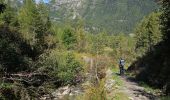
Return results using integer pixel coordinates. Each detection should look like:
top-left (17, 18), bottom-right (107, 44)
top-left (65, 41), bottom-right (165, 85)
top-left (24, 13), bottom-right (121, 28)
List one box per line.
top-left (62, 88), bottom-right (71, 95)
top-left (40, 94), bottom-right (51, 100)
top-left (52, 85), bottom-right (84, 99)
top-left (70, 86), bottom-right (83, 95)
top-left (115, 85), bottom-right (119, 89)
top-left (82, 81), bottom-right (92, 88)
top-left (105, 79), bottom-right (115, 92)
top-left (106, 69), bottom-right (113, 78)
top-left (129, 97), bottom-right (134, 100)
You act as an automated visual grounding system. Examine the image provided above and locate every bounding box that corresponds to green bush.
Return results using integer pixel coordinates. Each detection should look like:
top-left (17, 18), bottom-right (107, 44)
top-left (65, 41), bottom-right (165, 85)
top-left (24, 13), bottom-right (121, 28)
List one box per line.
top-left (37, 50), bottom-right (83, 85)
top-left (36, 50), bottom-right (58, 76)
top-left (61, 28), bottom-right (77, 50)
top-left (57, 52), bottom-right (83, 84)
top-left (0, 83), bottom-right (19, 100)
top-left (78, 79), bottom-right (107, 100)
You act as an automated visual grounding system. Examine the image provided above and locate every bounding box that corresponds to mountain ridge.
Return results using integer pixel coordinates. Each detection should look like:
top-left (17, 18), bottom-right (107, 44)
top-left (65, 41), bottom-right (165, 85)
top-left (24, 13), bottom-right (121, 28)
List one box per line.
top-left (7, 0), bottom-right (158, 34)
top-left (49, 0), bottom-right (158, 34)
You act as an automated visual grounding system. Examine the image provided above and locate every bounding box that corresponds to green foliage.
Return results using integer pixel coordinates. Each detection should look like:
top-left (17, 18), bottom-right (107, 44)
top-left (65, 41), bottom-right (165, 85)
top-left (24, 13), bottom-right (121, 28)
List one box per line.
top-left (17, 0), bottom-right (55, 59)
top-left (18, 0), bottom-right (39, 36)
top-left (38, 50), bottom-right (83, 85)
top-left (79, 79), bottom-right (107, 100)
top-left (105, 33), bottom-right (136, 66)
top-left (0, 83), bottom-right (19, 100)
top-left (18, 0), bottom-right (52, 47)
top-left (36, 50), bottom-right (58, 75)
top-left (75, 20), bottom-right (87, 52)
top-left (0, 1), bottom-right (5, 13)
top-left (134, 12), bottom-right (162, 55)
top-left (0, 25), bottom-right (31, 72)
top-left (49, 0), bottom-right (158, 33)
top-left (161, 96), bottom-right (170, 100)
top-left (0, 0), bottom-right (55, 72)
top-left (112, 68), bottom-right (124, 86)
top-left (89, 32), bottom-right (106, 55)
top-left (0, 3), bottom-right (32, 72)
top-left (138, 82), bottom-right (161, 94)
top-left (0, 83), bottom-right (13, 90)
top-left (161, 0), bottom-right (170, 41)
top-left (128, 1), bottom-right (170, 95)
top-left (57, 52), bottom-right (82, 84)
top-left (113, 92), bottom-right (129, 100)
top-left (62, 28), bottom-right (77, 50)
top-left (0, 0), bottom-right (165, 99)
top-left (0, 4), bottom-right (18, 26)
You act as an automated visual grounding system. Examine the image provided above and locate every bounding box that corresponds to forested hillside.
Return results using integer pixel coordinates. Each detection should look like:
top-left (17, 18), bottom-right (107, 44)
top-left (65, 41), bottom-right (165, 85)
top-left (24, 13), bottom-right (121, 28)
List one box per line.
top-left (128, 0), bottom-right (170, 96)
top-left (2, 0), bottom-right (158, 33)
top-left (0, 0), bottom-right (170, 100)
top-left (49, 0), bottom-right (158, 33)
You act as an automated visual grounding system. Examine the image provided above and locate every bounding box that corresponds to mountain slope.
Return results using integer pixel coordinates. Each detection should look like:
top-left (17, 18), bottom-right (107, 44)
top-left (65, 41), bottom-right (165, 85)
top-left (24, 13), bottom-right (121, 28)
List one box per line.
top-left (49, 0), bottom-right (158, 34)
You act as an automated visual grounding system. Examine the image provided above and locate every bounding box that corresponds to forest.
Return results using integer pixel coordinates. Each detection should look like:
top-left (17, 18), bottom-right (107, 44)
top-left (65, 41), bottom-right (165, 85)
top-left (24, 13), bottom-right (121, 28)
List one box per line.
top-left (0, 0), bottom-right (169, 100)
top-left (49, 0), bottom-right (158, 34)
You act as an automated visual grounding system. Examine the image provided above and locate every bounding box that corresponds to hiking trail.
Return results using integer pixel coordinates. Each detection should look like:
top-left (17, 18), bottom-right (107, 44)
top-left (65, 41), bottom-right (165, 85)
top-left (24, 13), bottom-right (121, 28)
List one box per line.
top-left (106, 69), bottom-right (159, 100)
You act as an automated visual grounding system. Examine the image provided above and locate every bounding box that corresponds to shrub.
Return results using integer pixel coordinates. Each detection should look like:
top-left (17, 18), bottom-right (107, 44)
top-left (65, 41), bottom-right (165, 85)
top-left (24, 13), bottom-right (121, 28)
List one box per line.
top-left (62, 28), bottom-right (77, 50)
top-left (57, 52), bottom-right (83, 84)
top-left (78, 79), bottom-right (107, 100)
top-left (0, 83), bottom-right (19, 100)
top-left (37, 50), bottom-right (83, 85)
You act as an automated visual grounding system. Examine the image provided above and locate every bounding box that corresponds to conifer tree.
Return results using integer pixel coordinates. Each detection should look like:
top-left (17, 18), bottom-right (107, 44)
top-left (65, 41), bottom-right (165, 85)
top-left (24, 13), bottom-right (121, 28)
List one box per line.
top-left (161, 0), bottom-right (170, 41)
top-left (134, 12), bottom-right (162, 55)
top-left (62, 28), bottom-right (77, 50)
top-left (18, 0), bottom-right (40, 44)
top-left (0, 0), bottom-right (18, 26)
top-left (0, 0), bottom-right (5, 13)
top-left (17, 0), bottom-right (54, 60)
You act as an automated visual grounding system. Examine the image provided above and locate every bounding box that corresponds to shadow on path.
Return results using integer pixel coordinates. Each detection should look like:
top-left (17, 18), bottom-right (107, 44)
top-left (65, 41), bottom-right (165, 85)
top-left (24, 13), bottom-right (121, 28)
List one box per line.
top-left (114, 72), bottom-right (159, 100)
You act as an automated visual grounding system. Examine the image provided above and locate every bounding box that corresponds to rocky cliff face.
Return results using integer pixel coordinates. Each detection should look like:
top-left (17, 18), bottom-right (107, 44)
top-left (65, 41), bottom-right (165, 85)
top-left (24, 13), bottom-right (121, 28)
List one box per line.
top-left (49, 0), bottom-right (84, 20)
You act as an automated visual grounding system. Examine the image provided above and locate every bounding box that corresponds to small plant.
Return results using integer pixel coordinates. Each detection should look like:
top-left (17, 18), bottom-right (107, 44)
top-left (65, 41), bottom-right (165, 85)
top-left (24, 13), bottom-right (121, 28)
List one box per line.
top-left (0, 83), bottom-right (19, 100)
top-left (0, 83), bottom-right (13, 89)
top-left (79, 79), bottom-right (107, 100)
top-left (138, 82), bottom-right (161, 95)
top-left (112, 68), bottom-right (124, 86)
top-left (160, 96), bottom-right (170, 100)
top-left (62, 28), bottom-right (77, 50)
top-left (113, 92), bottom-right (129, 100)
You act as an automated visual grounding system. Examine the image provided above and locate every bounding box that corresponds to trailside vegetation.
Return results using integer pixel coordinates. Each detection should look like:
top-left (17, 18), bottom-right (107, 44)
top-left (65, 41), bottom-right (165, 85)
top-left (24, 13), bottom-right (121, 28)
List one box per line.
top-left (0, 0), bottom-right (170, 99)
top-left (128, 0), bottom-right (170, 95)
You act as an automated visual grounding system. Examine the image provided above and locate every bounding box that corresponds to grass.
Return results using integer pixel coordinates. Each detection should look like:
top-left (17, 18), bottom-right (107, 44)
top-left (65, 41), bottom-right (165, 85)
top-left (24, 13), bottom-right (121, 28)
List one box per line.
top-left (113, 92), bottom-right (130, 100)
top-left (160, 96), bottom-right (170, 100)
top-left (112, 74), bottom-right (123, 87)
top-left (112, 66), bottom-right (160, 95)
top-left (107, 67), bottom-right (130, 100)
top-left (111, 67), bottom-right (124, 87)
top-left (0, 83), bottom-right (13, 90)
top-left (77, 79), bottom-right (107, 100)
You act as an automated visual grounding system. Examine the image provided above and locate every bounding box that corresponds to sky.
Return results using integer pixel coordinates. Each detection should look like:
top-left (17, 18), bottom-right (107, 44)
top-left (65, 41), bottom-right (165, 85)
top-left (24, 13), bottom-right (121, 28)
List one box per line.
top-left (35, 0), bottom-right (50, 3)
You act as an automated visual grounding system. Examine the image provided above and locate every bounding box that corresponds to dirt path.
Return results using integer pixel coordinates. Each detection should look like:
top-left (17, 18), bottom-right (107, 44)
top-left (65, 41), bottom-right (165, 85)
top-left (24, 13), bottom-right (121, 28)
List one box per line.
top-left (119, 76), bottom-right (158, 100)
top-left (106, 69), bottom-right (159, 100)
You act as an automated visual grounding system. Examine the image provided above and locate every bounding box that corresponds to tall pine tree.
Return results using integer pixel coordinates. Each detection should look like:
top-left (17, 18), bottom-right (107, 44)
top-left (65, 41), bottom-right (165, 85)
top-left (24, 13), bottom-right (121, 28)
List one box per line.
top-left (18, 0), bottom-right (53, 59)
top-left (134, 12), bottom-right (162, 55)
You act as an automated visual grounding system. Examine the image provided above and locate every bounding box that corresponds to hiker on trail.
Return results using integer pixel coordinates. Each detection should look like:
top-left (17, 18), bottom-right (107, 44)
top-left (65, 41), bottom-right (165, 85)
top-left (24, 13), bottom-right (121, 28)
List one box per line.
top-left (119, 58), bottom-right (125, 75)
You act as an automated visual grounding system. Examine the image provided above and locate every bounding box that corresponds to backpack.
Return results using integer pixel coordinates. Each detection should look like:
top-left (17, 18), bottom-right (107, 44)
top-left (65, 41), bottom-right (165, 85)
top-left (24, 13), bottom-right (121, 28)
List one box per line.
top-left (120, 59), bottom-right (125, 66)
